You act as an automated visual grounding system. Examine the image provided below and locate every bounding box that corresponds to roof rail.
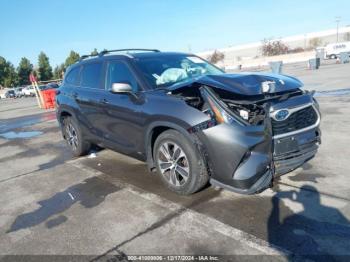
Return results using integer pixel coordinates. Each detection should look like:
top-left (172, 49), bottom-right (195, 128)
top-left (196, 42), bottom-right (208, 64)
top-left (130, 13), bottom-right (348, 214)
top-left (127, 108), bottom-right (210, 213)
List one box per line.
top-left (99, 49), bottom-right (160, 56)
top-left (77, 49), bottom-right (160, 62)
top-left (79, 54), bottom-right (99, 62)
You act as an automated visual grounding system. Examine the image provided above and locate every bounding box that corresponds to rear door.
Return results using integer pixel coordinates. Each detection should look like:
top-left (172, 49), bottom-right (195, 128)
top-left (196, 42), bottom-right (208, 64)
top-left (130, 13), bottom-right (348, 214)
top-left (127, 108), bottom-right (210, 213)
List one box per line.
top-left (74, 61), bottom-right (106, 141)
top-left (99, 59), bottom-right (146, 157)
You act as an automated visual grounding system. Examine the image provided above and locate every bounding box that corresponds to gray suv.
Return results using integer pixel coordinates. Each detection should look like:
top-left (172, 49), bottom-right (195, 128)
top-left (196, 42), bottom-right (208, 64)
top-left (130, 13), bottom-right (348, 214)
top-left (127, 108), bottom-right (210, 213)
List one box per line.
top-left (56, 49), bottom-right (321, 195)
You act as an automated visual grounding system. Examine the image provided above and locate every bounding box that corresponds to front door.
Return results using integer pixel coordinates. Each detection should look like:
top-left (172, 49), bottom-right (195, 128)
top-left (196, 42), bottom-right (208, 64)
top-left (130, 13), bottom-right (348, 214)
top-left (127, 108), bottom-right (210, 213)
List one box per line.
top-left (100, 60), bottom-right (146, 157)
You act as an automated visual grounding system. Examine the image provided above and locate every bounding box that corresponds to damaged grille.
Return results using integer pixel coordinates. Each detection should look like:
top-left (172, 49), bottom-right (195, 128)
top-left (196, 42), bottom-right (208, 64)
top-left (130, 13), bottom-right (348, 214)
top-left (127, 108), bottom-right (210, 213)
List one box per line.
top-left (272, 106), bottom-right (318, 136)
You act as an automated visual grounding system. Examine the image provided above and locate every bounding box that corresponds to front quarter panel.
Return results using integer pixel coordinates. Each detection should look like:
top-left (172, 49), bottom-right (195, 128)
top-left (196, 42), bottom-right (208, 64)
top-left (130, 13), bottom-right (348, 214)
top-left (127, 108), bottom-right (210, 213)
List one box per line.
top-left (141, 91), bottom-right (211, 165)
top-left (198, 118), bottom-right (273, 190)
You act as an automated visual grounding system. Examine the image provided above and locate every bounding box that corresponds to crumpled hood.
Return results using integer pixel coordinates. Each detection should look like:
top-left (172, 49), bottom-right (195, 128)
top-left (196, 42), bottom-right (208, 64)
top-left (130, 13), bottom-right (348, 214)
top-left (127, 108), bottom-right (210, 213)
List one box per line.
top-left (169, 73), bottom-right (303, 96)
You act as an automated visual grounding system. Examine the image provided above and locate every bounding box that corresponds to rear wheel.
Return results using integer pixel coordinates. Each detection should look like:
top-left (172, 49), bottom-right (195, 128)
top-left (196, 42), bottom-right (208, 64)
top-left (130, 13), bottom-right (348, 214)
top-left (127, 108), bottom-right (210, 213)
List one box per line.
top-left (62, 117), bottom-right (91, 157)
top-left (153, 130), bottom-right (209, 195)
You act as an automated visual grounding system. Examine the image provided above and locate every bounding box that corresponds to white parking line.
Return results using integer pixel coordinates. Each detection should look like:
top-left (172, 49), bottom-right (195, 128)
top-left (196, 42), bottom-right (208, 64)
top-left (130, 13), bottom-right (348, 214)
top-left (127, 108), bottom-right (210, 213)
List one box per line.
top-left (69, 160), bottom-right (290, 256)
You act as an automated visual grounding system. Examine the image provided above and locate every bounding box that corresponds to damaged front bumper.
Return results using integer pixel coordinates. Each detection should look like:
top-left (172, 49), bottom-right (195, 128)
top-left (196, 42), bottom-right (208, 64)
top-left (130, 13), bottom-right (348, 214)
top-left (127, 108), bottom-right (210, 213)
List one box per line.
top-left (197, 121), bottom-right (274, 194)
top-left (197, 95), bottom-right (321, 195)
top-left (273, 128), bottom-right (321, 176)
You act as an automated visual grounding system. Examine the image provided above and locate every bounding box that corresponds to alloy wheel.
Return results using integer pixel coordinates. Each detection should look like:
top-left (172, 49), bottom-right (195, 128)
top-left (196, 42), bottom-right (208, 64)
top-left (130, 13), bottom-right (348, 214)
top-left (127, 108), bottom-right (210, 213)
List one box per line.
top-left (157, 141), bottom-right (190, 187)
top-left (66, 123), bottom-right (78, 150)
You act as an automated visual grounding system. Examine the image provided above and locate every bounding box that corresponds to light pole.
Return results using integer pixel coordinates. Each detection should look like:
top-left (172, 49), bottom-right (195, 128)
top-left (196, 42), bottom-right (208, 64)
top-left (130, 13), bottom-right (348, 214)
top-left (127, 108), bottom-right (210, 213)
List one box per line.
top-left (335, 16), bottom-right (341, 42)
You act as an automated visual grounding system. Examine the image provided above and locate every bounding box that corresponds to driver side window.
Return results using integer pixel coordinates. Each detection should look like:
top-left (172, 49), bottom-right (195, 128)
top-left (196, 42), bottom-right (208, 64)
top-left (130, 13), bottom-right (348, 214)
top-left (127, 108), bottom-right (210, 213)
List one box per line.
top-left (106, 61), bottom-right (139, 92)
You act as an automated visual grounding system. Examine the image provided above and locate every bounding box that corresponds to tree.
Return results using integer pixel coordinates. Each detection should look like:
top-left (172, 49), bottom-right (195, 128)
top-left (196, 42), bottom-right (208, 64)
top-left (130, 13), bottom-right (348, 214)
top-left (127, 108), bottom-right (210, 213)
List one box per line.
top-left (91, 48), bottom-right (99, 56)
top-left (207, 50), bottom-right (225, 64)
top-left (38, 52), bottom-right (53, 81)
top-left (0, 57), bottom-right (7, 87)
top-left (53, 63), bottom-right (65, 79)
top-left (65, 50), bottom-right (80, 68)
top-left (344, 32), bottom-right (350, 41)
top-left (309, 37), bottom-right (322, 49)
top-left (0, 57), bottom-right (18, 87)
top-left (261, 39), bottom-right (289, 56)
top-left (4, 63), bottom-right (18, 87)
top-left (17, 57), bottom-right (33, 86)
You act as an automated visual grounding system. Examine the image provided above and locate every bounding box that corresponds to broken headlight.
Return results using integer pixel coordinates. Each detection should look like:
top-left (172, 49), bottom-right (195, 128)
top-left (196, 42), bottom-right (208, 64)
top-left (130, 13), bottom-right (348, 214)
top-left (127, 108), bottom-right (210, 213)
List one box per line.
top-left (207, 97), bottom-right (237, 124)
top-left (227, 103), bottom-right (266, 125)
top-left (200, 87), bottom-right (246, 126)
top-left (239, 109), bottom-right (249, 121)
top-left (200, 86), bottom-right (266, 126)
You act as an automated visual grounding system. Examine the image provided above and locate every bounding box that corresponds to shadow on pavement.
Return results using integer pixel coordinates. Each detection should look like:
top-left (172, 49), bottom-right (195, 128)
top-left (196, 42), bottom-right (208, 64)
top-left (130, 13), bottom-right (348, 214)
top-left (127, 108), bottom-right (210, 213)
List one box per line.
top-left (0, 111), bottom-right (56, 133)
top-left (0, 126), bottom-right (73, 183)
top-left (6, 177), bottom-right (121, 233)
top-left (268, 185), bottom-right (350, 260)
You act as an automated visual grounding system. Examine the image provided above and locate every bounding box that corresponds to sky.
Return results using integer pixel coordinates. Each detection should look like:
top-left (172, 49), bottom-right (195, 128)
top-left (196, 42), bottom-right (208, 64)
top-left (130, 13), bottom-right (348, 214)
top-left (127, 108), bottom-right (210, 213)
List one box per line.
top-left (1, 0), bottom-right (350, 67)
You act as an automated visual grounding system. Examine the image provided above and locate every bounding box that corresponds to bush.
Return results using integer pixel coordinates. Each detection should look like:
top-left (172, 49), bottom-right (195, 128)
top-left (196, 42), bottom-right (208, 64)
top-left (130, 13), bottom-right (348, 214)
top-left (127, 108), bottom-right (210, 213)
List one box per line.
top-left (207, 50), bottom-right (225, 64)
top-left (309, 37), bottom-right (322, 48)
top-left (288, 47), bottom-right (305, 54)
top-left (261, 39), bottom-right (289, 56)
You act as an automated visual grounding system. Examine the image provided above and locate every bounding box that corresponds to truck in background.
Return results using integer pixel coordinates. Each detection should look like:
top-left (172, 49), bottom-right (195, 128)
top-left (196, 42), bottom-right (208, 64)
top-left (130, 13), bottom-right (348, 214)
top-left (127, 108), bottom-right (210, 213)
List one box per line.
top-left (322, 41), bottom-right (350, 59)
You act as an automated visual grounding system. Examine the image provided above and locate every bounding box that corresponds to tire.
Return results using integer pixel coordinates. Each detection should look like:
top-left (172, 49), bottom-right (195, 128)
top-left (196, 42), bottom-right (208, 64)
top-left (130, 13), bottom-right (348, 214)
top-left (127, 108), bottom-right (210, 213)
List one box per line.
top-left (330, 54), bottom-right (337, 59)
top-left (153, 129), bottom-right (209, 195)
top-left (62, 116), bottom-right (91, 157)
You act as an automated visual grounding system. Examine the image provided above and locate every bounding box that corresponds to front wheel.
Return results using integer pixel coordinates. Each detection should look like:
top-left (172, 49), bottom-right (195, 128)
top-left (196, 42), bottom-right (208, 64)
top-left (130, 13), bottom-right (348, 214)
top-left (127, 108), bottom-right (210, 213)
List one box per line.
top-left (153, 130), bottom-right (209, 195)
top-left (62, 117), bottom-right (91, 157)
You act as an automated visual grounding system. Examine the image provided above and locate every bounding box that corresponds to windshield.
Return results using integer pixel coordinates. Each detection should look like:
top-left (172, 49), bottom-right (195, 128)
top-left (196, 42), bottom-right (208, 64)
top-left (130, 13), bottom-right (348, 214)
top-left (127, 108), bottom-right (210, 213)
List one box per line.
top-left (134, 55), bottom-right (224, 89)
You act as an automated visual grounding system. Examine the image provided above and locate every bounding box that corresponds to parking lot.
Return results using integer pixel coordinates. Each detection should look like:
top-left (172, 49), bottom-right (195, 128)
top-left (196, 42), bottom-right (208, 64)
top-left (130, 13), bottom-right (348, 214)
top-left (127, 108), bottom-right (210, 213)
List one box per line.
top-left (1, 61), bottom-right (350, 261)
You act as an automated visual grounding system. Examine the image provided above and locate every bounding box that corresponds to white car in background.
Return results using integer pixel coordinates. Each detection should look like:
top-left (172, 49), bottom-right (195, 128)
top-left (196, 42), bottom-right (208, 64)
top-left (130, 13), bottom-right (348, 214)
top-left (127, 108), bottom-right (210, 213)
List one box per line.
top-left (0, 89), bottom-right (7, 99)
top-left (14, 87), bottom-right (24, 98)
top-left (22, 86), bottom-right (36, 97)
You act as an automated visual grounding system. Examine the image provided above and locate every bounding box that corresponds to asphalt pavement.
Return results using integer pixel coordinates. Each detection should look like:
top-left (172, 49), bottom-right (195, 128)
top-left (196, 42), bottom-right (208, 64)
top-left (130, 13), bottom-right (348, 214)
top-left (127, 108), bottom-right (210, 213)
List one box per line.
top-left (1, 62), bottom-right (350, 261)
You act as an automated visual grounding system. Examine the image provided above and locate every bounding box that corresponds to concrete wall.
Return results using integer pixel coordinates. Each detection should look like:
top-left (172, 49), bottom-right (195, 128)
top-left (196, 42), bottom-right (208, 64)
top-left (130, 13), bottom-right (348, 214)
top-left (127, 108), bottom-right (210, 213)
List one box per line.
top-left (227, 51), bottom-right (316, 70)
top-left (197, 26), bottom-right (350, 68)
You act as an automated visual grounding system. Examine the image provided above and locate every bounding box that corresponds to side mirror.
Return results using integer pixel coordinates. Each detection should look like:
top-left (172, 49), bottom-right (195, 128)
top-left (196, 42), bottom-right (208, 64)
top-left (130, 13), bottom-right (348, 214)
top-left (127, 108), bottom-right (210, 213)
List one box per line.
top-left (111, 82), bottom-right (132, 93)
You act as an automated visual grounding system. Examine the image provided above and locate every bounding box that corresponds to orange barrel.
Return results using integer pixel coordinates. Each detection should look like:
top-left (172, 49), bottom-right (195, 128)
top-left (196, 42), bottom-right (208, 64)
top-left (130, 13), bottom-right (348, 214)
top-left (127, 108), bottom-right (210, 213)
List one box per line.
top-left (48, 89), bottom-right (56, 108)
top-left (40, 89), bottom-right (50, 109)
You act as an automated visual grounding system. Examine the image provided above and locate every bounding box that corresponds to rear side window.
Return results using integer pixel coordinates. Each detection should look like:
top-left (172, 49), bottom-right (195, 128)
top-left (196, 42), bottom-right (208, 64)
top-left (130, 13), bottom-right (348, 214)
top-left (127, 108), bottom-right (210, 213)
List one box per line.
top-left (81, 62), bottom-right (103, 89)
top-left (106, 61), bottom-right (139, 92)
top-left (65, 67), bottom-right (80, 85)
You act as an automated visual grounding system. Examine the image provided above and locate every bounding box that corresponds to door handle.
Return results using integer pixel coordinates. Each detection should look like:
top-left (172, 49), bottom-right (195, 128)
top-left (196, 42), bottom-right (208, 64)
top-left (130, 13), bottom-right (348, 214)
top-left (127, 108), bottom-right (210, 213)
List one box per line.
top-left (72, 92), bottom-right (78, 99)
top-left (100, 98), bottom-right (109, 104)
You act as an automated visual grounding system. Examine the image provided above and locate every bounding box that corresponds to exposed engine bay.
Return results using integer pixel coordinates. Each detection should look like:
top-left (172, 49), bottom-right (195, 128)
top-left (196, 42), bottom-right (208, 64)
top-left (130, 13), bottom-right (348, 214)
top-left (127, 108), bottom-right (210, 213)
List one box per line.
top-left (169, 80), bottom-right (309, 128)
top-left (165, 73), bottom-right (321, 194)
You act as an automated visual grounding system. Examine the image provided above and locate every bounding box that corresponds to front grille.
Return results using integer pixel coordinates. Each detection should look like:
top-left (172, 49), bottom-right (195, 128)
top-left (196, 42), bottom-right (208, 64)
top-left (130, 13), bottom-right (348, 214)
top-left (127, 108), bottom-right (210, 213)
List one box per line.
top-left (272, 106), bottom-right (318, 135)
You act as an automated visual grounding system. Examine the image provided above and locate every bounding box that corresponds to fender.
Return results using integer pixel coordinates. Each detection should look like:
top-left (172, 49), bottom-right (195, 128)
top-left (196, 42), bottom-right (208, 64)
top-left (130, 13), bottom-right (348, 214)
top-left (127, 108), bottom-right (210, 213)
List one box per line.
top-left (144, 121), bottom-right (209, 172)
top-left (56, 106), bottom-right (78, 125)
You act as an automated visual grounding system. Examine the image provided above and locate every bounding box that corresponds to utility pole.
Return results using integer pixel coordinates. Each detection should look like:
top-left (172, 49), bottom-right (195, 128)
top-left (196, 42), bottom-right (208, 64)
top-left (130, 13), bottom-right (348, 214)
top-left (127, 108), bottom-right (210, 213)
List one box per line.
top-left (335, 16), bottom-right (341, 42)
top-left (187, 44), bottom-right (192, 52)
